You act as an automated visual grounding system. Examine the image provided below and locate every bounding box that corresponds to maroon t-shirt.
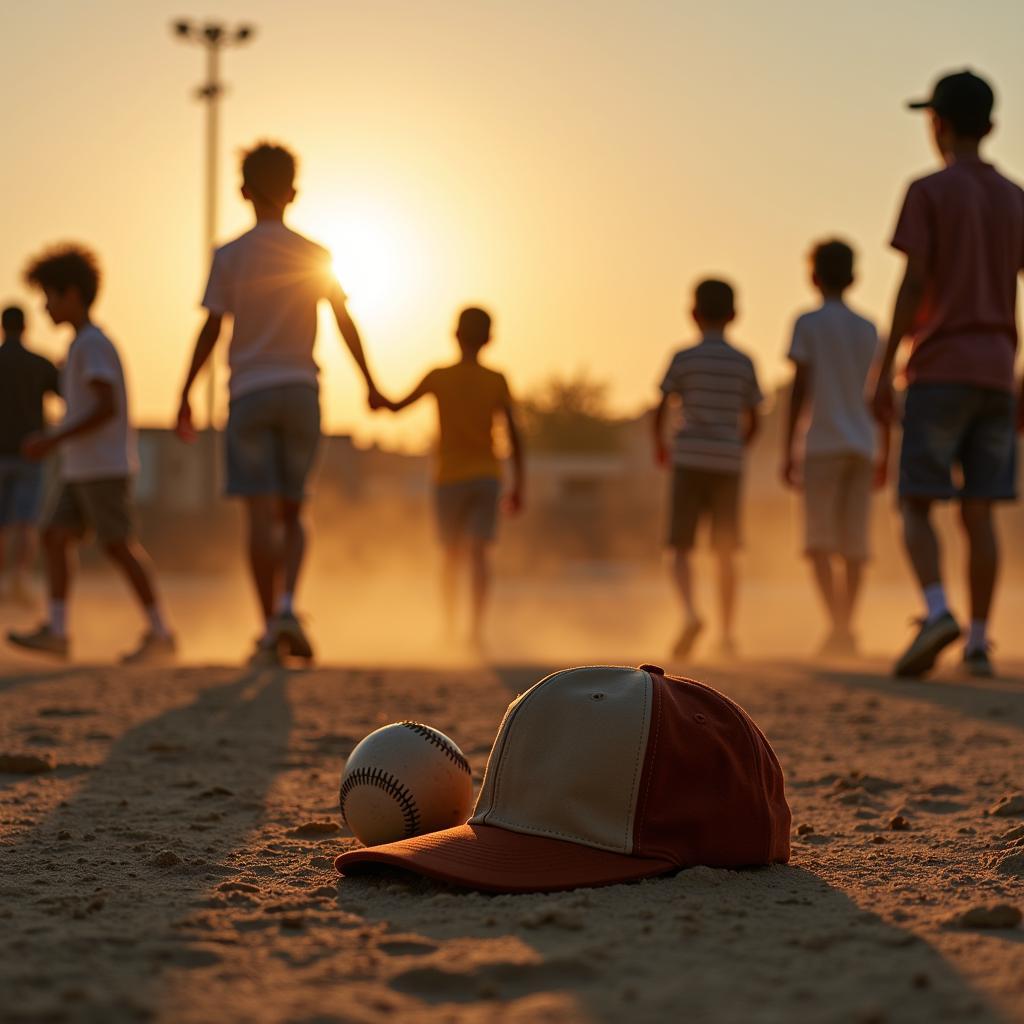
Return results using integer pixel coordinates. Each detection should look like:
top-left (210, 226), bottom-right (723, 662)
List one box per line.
top-left (891, 156), bottom-right (1024, 392)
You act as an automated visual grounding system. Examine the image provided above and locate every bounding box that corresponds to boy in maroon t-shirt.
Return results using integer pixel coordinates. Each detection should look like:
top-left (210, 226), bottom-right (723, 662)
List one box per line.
top-left (872, 70), bottom-right (1024, 679)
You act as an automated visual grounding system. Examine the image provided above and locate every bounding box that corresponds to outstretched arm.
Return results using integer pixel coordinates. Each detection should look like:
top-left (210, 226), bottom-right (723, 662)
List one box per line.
top-left (176, 312), bottom-right (223, 441)
top-left (23, 379), bottom-right (115, 460)
top-left (503, 401), bottom-right (525, 513)
top-left (385, 376), bottom-right (432, 413)
top-left (330, 293), bottom-right (382, 408)
top-left (781, 362), bottom-right (809, 488)
top-left (872, 252), bottom-right (926, 424)
top-left (652, 394), bottom-right (671, 467)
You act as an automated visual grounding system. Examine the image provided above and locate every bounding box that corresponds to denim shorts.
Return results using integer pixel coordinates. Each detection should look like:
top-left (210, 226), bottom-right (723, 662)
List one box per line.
top-left (226, 384), bottom-right (321, 502)
top-left (0, 458), bottom-right (44, 526)
top-left (435, 477), bottom-right (501, 547)
top-left (899, 383), bottom-right (1017, 501)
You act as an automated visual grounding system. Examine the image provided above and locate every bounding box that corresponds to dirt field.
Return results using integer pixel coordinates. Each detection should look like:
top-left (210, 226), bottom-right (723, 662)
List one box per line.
top-left (1, 643), bottom-right (1022, 1023)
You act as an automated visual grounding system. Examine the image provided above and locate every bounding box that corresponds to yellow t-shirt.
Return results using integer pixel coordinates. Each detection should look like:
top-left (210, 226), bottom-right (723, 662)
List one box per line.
top-left (423, 361), bottom-right (512, 484)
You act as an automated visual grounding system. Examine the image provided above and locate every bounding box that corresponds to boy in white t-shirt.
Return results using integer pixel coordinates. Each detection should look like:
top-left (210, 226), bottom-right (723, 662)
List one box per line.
top-left (7, 245), bottom-right (175, 663)
top-left (781, 239), bottom-right (888, 657)
top-left (176, 142), bottom-right (383, 665)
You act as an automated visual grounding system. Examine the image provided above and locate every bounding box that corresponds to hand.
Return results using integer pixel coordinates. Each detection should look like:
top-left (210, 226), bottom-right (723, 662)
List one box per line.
top-left (21, 431), bottom-right (56, 460)
top-left (175, 397), bottom-right (197, 443)
top-left (505, 485), bottom-right (524, 515)
top-left (873, 457), bottom-right (889, 490)
top-left (870, 373), bottom-right (895, 425)
top-left (654, 441), bottom-right (670, 468)
top-left (780, 455), bottom-right (800, 489)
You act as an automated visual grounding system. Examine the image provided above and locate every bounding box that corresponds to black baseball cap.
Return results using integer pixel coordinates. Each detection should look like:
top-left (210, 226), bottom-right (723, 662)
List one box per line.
top-left (907, 70), bottom-right (994, 136)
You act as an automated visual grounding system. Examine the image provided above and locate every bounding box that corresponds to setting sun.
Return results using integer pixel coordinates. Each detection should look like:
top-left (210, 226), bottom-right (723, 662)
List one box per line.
top-left (309, 201), bottom-right (425, 328)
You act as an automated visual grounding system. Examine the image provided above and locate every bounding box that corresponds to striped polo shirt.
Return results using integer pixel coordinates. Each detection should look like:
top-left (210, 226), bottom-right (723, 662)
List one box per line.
top-left (659, 333), bottom-right (763, 474)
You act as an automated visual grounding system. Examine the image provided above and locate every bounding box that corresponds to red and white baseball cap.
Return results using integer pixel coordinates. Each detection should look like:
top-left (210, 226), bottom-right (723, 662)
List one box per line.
top-left (335, 664), bottom-right (791, 893)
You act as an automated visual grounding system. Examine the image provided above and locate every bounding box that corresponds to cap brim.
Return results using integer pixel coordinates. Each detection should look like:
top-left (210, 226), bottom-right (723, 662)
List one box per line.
top-left (906, 99), bottom-right (932, 110)
top-left (335, 822), bottom-right (676, 894)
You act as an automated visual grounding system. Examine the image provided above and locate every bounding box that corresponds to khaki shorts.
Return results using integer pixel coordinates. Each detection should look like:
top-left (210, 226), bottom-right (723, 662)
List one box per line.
top-left (42, 477), bottom-right (135, 546)
top-left (803, 454), bottom-right (872, 561)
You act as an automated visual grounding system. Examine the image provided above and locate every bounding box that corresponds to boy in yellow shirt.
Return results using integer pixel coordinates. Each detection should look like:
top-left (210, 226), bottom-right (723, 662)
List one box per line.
top-left (381, 307), bottom-right (524, 648)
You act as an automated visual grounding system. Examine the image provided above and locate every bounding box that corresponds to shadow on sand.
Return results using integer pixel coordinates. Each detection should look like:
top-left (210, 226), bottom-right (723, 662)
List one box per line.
top-left (0, 665), bottom-right (292, 1021)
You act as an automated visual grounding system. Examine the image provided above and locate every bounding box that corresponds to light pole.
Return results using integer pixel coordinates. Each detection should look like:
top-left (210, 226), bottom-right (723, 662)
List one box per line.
top-left (171, 19), bottom-right (256, 431)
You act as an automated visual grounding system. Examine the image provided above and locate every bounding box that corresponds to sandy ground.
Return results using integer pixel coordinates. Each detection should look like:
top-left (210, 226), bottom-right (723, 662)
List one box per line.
top-left (1, 642), bottom-right (1022, 1024)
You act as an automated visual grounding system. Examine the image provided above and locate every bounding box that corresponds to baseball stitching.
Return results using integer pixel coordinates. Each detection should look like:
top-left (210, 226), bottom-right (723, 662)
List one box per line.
top-left (339, 767), bottom-right (421, 838)
top-left (400, 722), bottom-right (471, 775)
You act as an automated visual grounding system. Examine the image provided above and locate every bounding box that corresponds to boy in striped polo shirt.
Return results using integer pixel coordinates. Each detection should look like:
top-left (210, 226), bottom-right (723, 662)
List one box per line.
top-left (654, 279), bottom-right (763, 660)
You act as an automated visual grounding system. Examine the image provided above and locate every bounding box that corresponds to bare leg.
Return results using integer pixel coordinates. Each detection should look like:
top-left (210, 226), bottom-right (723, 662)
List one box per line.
top-left (960, 500), bottom-right (998, 623)
top-left (44, 526), bottom-right (72, 603)
top-left (670, 547), bottom-right (699, 625)
top-left (279, 500), bottom-right (307, 602)
top-left (13, 524), bottom-right (37, 586)
top-left (468, 539), bottom-right (491, 646)
top-left (716, 550), bottom-right (737, 644)
top-left (808, 552), bottom-right (838, 631)
top-left (901, 497), bottom-right (941, 590)
top-left (245, 497), bottom-right (280, 626)
top-left (102, 539), bottom-right (161, 611)
top-left (441, 542), bottom-right (460, 638)
top-left (840, 558), bottom-right (864, 634)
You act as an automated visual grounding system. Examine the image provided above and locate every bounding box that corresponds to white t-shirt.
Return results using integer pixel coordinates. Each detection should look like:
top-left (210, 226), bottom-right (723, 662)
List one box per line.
top-left (202, 222), bottom-right (344, 400)
top-left (60, 324), bottom-right (137, 482)
top-left (788, 301), bottom-right (879, 459)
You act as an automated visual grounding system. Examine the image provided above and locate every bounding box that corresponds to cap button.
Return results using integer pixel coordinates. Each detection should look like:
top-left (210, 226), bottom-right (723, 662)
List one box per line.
top-left (638, 664), bottom-right (665, 676)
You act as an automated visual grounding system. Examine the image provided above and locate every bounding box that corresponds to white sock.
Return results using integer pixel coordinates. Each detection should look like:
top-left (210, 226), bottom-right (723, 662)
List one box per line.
top-left (966, 620), bottom-right (988, 653)
top-left (276, 592), bottom-right (294, 616)
top-left (49, 600), bottom-right (67, 637)
top-left (923, 583), bottom-right (948, 623)
top-left (146, 604), bottom-right (170, 638)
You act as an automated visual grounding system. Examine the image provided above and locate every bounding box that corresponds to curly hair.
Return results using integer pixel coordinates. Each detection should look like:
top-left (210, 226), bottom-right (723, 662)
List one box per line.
top-left (24, 244), bottom-right (101, 308)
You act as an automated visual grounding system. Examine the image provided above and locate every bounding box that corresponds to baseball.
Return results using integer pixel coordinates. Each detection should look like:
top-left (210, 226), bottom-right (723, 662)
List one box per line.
top-left (339, 722), bottom-right (474, 847)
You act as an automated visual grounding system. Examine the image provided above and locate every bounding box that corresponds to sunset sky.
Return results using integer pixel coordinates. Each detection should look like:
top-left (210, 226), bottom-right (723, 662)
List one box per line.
top-left (3, 0), bottom-right (1024, 450)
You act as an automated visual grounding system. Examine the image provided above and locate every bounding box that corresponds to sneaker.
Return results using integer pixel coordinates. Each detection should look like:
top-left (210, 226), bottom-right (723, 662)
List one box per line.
top-left (963, 645), bottom-right (995, 679)
top-left (7, 623), bottom-right (69, 659)
top-left (121, 631), bottom-right (177, 666)
top-left (671, 619), bottom-right (704, 659)
top-left (894, 612), bottom-right (961, 678)
top-left (272, 612), bottom-right (314, 661)
top-left (248, 638), bottom-right (281, 668)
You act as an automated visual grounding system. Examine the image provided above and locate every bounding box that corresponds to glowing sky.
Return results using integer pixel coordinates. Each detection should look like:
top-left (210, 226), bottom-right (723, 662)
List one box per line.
top-left (3, 0), bottom-right (1023, 449)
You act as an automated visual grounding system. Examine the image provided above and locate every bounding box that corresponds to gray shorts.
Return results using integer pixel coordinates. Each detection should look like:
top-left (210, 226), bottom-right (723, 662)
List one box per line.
top-left (226, 384), bottom-right (321, 502)
top-left (436, 477), bottom-right (501, 547)
top-left (42, 477), bottom-right (134, 546)
top-left (0, 457), bottom-right (44, 526)
top-left (803, 453), bottom-right (873, 561)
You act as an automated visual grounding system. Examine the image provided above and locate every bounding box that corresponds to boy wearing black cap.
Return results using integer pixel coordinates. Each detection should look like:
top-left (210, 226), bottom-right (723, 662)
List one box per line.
top-left (872, 70), bottom-right (1024, 679)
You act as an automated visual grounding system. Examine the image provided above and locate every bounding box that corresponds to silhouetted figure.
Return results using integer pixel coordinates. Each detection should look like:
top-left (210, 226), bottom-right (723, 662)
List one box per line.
top-left (176, 142), bottom-right (384, 666)
top-left (0, 305), bottom-right (59, 605)
top-left (7, 246), bottom-right (175, 663)
top-left (378, 307), bottom-right (524, 650)
top-left (653, 280), bottom-right (762, 660)
top-left (781, 240), bottom-right (889, 658)
top-left (871, 70), bottom-right (1024, 680)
